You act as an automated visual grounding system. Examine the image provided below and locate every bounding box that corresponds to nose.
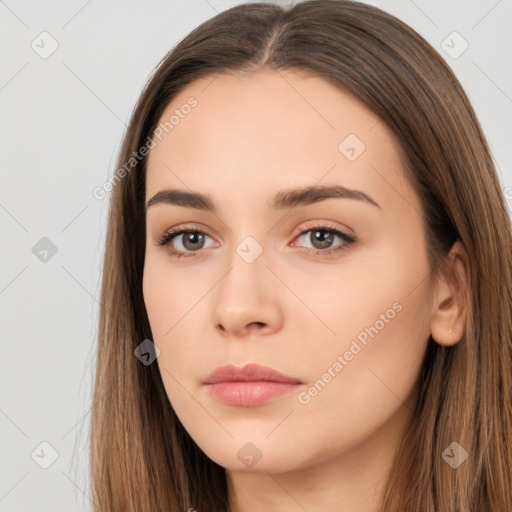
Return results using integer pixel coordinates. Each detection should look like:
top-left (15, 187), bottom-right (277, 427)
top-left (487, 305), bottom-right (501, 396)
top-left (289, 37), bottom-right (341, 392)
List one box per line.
top-left (211, 248), bottom-right (284, 339)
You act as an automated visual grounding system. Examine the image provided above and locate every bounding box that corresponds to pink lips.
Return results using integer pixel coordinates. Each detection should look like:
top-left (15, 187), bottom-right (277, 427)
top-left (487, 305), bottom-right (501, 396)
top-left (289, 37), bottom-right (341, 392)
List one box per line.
top-left (203, 363), bottom-right (302, 407)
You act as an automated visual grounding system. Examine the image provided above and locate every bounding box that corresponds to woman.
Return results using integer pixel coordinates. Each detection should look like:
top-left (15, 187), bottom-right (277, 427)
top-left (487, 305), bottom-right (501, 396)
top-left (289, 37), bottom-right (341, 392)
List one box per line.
top-left (90, 1), bottom-right (512, 510)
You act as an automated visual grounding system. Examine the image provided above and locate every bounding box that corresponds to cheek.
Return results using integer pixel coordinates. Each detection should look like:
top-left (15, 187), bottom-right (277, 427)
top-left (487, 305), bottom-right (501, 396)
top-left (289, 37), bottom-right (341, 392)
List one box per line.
top-left (142, 260), bottom-right (169, 338)
top-left (287, 292), bottom-right (430, 470)
top-left (142, 264), bottom-right (197, 411)
top-left (294, 237), bottom-right (428, 372)
top-left (142, 254), bottom-right (209, 375)
top-left (295, 252), bottom-right (432, 423)
top-left (285, 244), bottom-right (429, 356)
top-left (142, 251), bottom-right (194, 338)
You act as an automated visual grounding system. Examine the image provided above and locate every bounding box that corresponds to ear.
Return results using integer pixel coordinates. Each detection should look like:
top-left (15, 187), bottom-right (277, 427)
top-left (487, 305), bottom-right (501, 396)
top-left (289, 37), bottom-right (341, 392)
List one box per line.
top-left (429, 240), bottom-right (470, 346)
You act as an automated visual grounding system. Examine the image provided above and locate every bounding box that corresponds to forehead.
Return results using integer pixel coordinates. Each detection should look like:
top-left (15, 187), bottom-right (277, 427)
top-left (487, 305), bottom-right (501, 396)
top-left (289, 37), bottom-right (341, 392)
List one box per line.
top-left (145, 69), bottom-right (418, 217)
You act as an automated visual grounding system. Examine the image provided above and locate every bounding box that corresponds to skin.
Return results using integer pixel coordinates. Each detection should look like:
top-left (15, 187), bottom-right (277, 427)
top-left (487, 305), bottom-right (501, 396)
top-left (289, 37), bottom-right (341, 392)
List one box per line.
top-left (142, 69), bottom-right (469, 512)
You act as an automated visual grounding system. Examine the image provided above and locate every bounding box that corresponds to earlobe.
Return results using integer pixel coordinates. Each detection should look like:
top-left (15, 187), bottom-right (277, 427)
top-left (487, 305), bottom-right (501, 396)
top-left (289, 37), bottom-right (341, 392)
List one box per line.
top-left (429, 240), bottom-right (470, 347)
top-left (431, 320), bottom-right (463, 347)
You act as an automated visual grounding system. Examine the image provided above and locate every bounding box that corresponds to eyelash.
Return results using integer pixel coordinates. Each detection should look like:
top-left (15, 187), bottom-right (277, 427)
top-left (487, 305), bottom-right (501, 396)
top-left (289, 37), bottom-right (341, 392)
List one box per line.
top-left (156, 222), bottom-right (357, 259)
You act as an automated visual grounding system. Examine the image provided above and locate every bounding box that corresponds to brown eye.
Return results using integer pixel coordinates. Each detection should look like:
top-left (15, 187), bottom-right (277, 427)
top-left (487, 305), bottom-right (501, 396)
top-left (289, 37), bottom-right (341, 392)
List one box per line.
top-left (180, 231), bottom-right (206, 251)
top-left (157, 228), bottom-right (215, 258)
top-left (293, 224), bottom-right (356, 256)
top-left (309, 229), bottom-right (335, 250)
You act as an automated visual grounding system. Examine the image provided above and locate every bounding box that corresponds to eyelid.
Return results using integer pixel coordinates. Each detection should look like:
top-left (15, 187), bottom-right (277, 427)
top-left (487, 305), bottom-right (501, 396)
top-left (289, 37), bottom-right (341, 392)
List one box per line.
top-left (292, 220), bottom-right (353, 239)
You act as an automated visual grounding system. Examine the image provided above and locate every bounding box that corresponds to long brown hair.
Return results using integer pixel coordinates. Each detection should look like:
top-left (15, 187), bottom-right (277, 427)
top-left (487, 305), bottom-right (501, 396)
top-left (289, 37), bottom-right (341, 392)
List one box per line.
top-left (90, 1), bottom-right (512, 510)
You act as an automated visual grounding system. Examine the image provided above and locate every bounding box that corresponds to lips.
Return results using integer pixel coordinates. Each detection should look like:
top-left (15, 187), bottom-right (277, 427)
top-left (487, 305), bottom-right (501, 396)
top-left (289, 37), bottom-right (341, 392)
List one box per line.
top-left (203, 363), bottom-right (303, 407)
top-left (203, 363), bottom-right (302, 385)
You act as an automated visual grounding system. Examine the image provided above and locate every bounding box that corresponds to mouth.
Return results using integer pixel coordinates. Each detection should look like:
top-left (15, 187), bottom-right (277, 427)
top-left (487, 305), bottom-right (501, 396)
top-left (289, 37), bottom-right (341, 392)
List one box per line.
top-left (203, 363), bottom-right (303, 407)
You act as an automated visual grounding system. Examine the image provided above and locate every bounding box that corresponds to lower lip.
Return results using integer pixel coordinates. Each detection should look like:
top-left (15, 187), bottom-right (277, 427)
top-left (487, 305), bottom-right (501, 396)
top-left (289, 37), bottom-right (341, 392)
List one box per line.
top-left (205, 381), bottom-right (301, 407)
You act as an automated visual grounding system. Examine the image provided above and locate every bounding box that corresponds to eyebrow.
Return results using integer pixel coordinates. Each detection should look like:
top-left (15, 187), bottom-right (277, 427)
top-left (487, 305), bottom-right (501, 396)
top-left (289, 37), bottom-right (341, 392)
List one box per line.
top-left (145, 184), bottom-right (381, 212)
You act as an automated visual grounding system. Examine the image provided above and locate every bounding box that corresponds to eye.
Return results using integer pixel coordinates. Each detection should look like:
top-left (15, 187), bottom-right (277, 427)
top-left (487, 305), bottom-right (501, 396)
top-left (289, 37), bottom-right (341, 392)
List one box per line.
top-left (156, 225), bottom-right (217, 258)
top-left (291, 222), bottom-right (357, 257)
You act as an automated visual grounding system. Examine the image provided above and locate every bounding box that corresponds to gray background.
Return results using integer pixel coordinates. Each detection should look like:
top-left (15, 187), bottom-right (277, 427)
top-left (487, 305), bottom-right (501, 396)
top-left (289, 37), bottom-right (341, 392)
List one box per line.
top-left (1, 1), bottom-right (511, 510)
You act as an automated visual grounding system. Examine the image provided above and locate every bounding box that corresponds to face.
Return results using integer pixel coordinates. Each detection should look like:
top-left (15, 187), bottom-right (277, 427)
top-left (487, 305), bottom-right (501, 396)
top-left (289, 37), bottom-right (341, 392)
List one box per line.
top-left (143, 69), bottom-right (434, 474)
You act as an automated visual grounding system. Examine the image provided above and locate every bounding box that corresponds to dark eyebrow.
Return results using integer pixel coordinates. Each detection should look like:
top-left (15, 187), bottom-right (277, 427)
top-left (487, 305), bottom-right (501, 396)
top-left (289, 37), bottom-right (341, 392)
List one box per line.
top-left (145, 184), bottom-right (381, 212)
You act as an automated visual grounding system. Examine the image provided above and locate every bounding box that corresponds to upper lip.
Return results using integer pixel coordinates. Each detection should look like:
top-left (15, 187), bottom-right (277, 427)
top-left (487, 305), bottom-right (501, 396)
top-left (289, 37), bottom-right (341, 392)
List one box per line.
top-left (203, 363), bottom-right (302, 384)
